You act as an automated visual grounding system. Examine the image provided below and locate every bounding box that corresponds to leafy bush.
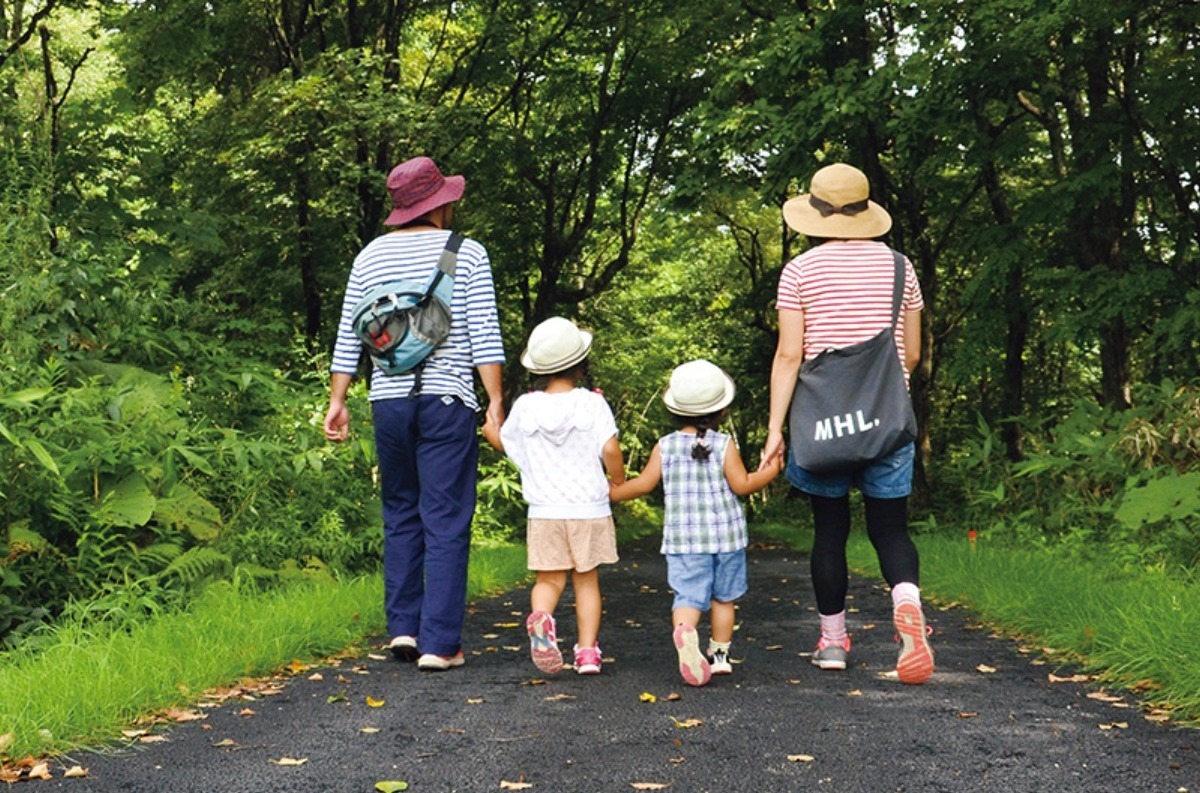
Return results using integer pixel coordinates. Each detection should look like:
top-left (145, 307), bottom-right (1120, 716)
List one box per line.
top-left (932, 382), bottom-right (1200, 570)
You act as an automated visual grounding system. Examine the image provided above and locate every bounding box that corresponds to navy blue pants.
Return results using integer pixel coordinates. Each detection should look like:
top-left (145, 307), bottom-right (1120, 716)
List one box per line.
top-left (372, 395), bottom-right (478, 657)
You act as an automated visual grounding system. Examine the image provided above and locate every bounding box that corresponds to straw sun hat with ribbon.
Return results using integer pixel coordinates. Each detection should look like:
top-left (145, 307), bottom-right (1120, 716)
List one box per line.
top-left (782, 163), bottom-right (892, 239)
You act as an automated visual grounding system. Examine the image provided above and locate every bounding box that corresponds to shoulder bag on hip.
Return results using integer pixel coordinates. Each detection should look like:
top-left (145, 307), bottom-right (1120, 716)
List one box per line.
top-left (787, 249), bottom-right (917, 475)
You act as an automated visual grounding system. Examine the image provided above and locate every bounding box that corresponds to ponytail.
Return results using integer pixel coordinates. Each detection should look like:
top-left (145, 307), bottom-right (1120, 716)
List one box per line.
top-left (691, 417), bottom-right (713, 461)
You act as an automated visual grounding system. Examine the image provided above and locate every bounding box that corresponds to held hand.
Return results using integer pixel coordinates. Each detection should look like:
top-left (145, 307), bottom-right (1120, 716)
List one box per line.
top-left (481, 401), bottom-right (505, 451)
top-left (324, 401), bottom-right (349, 443)
top-left (759, 429), bottom-right (786, 472)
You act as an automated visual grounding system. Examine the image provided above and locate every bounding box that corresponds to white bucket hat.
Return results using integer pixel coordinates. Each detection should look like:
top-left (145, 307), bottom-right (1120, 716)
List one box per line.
top-left (520, 316), bottom-right (593, 375)
top-left (782, 163), bottom-right (892, 239)
top-left (662, 359), bottom-right (736, 417)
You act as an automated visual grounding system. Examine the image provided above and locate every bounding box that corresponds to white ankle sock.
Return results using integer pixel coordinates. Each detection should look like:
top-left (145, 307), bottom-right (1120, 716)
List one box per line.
top-left (891, 582), bottom-right (921, 608)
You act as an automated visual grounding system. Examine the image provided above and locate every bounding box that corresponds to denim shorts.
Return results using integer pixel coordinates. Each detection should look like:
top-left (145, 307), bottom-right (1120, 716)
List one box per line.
top-left (785, 442), bottom-right (915, 499)
top-left (666, 550), bottom-right (748, 611)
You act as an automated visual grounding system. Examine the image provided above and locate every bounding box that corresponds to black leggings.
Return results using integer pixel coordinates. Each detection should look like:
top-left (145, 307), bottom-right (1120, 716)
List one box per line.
top-left (809, 494), bottom-right (920, 616)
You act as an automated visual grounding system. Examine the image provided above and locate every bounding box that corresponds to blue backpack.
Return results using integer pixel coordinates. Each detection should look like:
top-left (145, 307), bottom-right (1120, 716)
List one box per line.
top-left (351, 232), bottom-right (463, 377)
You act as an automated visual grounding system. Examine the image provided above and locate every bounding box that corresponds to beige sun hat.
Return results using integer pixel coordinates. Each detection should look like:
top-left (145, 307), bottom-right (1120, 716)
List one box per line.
top-left (662, 359), bottom-right (736, 417)
top-left (520, 316), bottom-right (594, 375)
top-left (782, 163), bottom-right (892, 239)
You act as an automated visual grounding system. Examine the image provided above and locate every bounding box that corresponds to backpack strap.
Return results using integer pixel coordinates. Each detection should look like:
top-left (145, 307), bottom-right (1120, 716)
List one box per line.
top-left (417, 231), bottom-right (463, 307)
top-left (409, 231), bottom-right (464, 397)
top-left (888, 248), bottom-right (905, 329)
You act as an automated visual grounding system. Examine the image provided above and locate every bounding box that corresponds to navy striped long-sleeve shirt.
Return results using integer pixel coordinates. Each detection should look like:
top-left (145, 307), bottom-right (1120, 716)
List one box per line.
top-left (330, 229), bottom-right (505, 409)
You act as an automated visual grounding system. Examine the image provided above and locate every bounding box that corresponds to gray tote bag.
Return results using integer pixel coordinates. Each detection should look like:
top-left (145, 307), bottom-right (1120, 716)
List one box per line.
top-left (788, 250), bottom-right (918, 475)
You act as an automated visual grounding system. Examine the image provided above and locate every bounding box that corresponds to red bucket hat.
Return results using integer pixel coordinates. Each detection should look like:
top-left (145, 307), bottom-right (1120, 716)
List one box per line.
top-left (384, 156), bottom-right (465, 227)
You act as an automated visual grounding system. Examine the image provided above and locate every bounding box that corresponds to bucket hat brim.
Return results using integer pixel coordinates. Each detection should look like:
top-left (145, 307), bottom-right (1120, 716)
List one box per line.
top-left (385, 174), bottom-right (464, 227)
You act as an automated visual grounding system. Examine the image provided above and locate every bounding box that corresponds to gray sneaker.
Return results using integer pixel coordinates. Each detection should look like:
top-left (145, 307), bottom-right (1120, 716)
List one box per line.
top-left (811, 637), bottom-right (851, 670)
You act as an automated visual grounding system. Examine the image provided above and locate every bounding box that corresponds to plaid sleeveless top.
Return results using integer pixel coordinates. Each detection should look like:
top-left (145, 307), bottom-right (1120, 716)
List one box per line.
top-left (660, 430), bottom-right (748, 555)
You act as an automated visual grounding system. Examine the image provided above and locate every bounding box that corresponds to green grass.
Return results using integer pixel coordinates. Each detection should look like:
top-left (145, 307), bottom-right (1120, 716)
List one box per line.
top-left (755, 517), bottom-right (1200, 725)
top-left (0, 543), bottom-right (531, 759)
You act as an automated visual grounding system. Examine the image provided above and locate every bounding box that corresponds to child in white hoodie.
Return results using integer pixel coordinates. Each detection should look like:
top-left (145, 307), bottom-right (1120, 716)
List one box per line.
top-left (484, 317), bottom-right (626, 675)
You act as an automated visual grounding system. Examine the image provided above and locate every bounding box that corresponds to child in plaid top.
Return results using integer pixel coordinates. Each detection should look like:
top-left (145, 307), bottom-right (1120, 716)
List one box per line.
top-left (611, 360), bottom-right (780, 686)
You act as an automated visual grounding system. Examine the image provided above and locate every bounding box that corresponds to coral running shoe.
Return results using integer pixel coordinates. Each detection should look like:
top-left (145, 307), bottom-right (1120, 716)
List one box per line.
top-left (811, 636), bottom-right (851, 670)
top-left (894, 601), bottom-right (935, 684)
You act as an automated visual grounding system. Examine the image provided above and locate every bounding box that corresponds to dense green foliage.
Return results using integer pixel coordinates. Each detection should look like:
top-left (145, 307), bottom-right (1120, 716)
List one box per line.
top-left (1, 0), bottom-right (1198, 649)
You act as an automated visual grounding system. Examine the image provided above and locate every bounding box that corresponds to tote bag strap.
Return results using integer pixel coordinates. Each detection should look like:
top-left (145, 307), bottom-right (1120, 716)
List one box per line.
top-left (888, 248), bottom-right (905, 330)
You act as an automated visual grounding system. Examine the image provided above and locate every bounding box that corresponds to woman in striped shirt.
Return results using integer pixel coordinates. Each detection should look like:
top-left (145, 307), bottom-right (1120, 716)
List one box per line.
top-left (762, 163), bottom-right (935, 685)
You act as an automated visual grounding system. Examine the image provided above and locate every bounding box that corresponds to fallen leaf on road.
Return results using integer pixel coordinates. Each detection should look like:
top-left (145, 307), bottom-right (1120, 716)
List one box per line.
top-left (787, 754), bottom-right (815, 763)
top-left (630, 783), bottom-right (671, 790)
top-left (121, 729), bottom-right (148, 739)
top-left (668, 757), bottom-right (685, 764)
top-left (670, 717), bottom-right (703, 729)
top-left (328, 691), bottom-right (347, 704)
top-left (1087, 692), bottom-right (1124, 703)
top-left (360, 727), bottom-right (382, 734)
top-left (1144, 713), bottom-right (1171, 723)
top-left (976, 665), bottom-right (997, 674)
top-left (28, 763), bottom-right (52, 780)
top-left (847, 690), bottom-right (863, 697)
top-left (467, 697), bottom-right (486, 704)
top-left (139, 735), bottom-right (168, 743)
top-left (63, 766), bottom-right (88, 779)
top-left (439, 728), bottom-right (466, 734)
top-left (1048, 673), bottom-right (1090, 683)
top-left (521, 679), bottom-right (548, 686)
top-left (666, 693), bottom-right (681, 701)
top-left (270, 757), bottom-right (309, 766)
top-left (955, 712), bottom-right (979, 719)
top-left (212, 738), bottom-right (238, 747)
top-left (366, 696), bottom-right (386, 708)
top-left (765, 645), bottom-right (783, 651)
top-left (499, 780), bottom-right (533, 790)
top-left (308, 672), bottom-right (324, 681)
top-left (544, 693), bottom-right (576, 702)
top-left (494, 622), bottom-right (521, 628)
top-left (374, 781), bottom-right (409, 792)
top-left (238, 708), bottom-right (257, 717)
top-left (640, 692), bottom-right (658, 703)
top-left (288, 659), bottom-right (306, 674)
top-left (1098, 722), bottom-right (1128, 730)
top-left (163, 707), bottom-right (206, 722)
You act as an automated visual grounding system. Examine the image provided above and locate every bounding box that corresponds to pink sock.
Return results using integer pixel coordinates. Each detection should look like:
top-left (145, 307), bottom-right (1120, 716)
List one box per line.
top-left (891, 582), bottom-right (921, 608)
top-left (819, 611), bottom-right (848, 644)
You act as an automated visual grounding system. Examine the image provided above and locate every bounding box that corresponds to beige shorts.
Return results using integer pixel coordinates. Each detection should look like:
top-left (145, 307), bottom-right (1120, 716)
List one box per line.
top-left (526, 516), bottom-right (619, 573)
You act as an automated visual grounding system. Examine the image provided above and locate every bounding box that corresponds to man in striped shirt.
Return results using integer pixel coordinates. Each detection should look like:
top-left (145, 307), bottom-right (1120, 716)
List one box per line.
top-left (324, 156), bottom-right (505, 671)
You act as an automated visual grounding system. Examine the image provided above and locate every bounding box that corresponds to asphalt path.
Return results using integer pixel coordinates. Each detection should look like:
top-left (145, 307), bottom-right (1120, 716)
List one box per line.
top-left (53, 537), bottom-right (1198, 792)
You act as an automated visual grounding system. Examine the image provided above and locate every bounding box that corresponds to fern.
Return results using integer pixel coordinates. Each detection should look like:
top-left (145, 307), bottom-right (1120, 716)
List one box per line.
top-left (160, 547), bottom-right (232, 587)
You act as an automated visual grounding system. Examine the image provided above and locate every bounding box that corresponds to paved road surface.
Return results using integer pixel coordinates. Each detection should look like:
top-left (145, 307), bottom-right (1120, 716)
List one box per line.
top-left (53, 538), bottom-right (1198, 792)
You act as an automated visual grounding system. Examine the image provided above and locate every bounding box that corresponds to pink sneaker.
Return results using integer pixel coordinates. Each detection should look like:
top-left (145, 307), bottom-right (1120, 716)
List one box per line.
top-left (673, 624), bottom-right (711, 687)
top-left (526, 610), bottom-right (563, 674)
top-left (894, 601), bottom-right (935, 684)
top-left (573, 644), bottom-right (602, 675)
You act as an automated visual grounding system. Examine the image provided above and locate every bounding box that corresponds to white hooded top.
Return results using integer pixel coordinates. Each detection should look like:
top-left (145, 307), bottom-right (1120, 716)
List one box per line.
top-left (499, 388), bottom-right (619, 519)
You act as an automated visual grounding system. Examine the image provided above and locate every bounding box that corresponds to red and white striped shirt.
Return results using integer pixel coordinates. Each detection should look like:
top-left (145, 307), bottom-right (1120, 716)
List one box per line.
top-left (776, 240), bottom-right (924, 381)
